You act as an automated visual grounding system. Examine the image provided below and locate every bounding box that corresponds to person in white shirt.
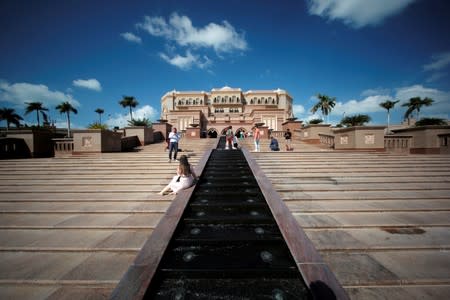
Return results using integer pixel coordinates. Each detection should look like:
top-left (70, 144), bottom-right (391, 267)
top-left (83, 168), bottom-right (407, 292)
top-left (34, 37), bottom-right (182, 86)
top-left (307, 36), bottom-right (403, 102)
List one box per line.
top-left (168, 127), bottom-right (181, 162)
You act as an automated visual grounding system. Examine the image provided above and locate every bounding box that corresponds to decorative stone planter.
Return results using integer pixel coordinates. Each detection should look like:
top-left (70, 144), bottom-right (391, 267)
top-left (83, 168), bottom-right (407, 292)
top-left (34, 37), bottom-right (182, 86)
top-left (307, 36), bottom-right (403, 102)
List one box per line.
top-left (72, 129), bottom-right (122, 153)
top-left (282, 120), bottom-right (303, 133)
top-left (333, 126), bottom-right (386, 151)
top-left (153, 122), bottom-right (172, 142)
top-left (186, 126), bottom-right (201, 139)
top-left (6, 128), bottom-right (56, 157)
top-left (301, 124), bottom-right (332, 143)
top-left (124, 126), bottom-right (154, 145)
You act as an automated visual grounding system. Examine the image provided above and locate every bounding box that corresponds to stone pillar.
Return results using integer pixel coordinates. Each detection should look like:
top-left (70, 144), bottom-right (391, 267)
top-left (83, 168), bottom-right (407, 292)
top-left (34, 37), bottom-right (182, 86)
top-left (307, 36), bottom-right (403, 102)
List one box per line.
top-left (334, 126), bottom-right (386, 151)
top-left (185, 126), bottom-right (201, 139)
top-left (73, 130), bottom-right (122, 153)
top-left (282, 120), bottom-right (303, 132)
top-left (124, 126), bottom-right (154, 145)
top-left (152, 122), bottom-right (172, 142)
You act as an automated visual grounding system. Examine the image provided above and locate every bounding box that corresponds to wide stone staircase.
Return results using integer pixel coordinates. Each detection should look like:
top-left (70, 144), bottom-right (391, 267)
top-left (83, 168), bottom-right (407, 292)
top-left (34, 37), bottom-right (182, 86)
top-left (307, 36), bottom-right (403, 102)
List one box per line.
top-left (0, 137), bottom-right (449, 299)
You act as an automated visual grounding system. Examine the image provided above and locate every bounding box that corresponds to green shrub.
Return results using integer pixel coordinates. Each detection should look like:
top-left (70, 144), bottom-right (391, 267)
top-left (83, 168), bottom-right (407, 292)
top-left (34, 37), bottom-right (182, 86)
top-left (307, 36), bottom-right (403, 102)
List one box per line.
top-left (308, 118), bottom-right (323, 124)
top-left (88, 122), bottom-right (108, 130)
top-left (341, 114), bottom-right (371, 127)
top-left (415, 118), bottom-right (447, 126)
top-left (128, 118), bottom-right (152, 127)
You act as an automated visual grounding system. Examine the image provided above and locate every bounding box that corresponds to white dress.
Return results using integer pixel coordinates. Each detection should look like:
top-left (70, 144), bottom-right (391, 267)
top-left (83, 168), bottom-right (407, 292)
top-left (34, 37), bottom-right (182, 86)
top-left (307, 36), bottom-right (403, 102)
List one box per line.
top-left (168, 166), bottom-right (196, 193)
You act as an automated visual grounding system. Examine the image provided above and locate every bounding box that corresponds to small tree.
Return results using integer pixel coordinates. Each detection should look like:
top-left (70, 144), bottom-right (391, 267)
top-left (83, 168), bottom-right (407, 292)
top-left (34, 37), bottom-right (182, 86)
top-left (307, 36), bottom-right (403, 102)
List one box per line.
top-left (0, 107), bottom-right (23, 131)
top-left (95, 108), bottom-right (104, 124)
top-left (119, 96), bottom-right (139, 121)
top-left (402, 97), bottom-right (434, 121)
top-left (415, 118), bottom-right (447, 126)
top-left (308, 118), bottom-right (323, 125)
top-left (25, 102), bottom-right (48, 127)
top-left (56, 101), bottom-right (78, 137)
top-left (310, 94), bottom-right (336, 123)
top-left (341, 114), bottom-right (371, 127)
top-left (379, 100), bottom-right (399, 132)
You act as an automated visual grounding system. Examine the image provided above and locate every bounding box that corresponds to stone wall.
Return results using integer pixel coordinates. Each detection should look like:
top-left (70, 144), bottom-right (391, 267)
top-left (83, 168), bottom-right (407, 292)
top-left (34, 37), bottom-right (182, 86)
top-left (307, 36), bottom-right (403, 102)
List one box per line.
top-left (333, 126), bottom-right (385, 151)
top-left (124, 127), bottom-right (154, 145)
top-left (391, 125), bottom-right (450, 154)
top-left (301, 124), bottom-right (332, 143)
top-left (73, 130), bottom-right (122, 153)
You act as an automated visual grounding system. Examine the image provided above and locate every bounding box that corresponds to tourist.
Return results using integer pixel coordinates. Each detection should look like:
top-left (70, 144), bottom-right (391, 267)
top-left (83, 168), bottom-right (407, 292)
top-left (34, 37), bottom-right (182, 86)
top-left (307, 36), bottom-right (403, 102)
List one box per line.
top-left (168, 127), bottom-right (181, 162)
top-left (253, 125), bottom-right (260, 152)
top-left (269, 136), bottom-right (280, 151)
top-left (239, 130), bottom-right (245, 141)
top-left (284, 128), bottom-right (292, 151)
top-left (158, 155), bottom-right (197, 195)
top-left (225, 126), bottom-right (236, 150)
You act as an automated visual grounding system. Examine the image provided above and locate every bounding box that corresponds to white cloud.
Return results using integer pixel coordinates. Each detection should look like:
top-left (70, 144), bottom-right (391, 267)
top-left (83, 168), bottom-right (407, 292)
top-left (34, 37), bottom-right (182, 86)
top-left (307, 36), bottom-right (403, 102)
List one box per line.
top-left (159, 51), bottom-right (212, 70)
top-left (307, 0), bottom-right (416, 28)
top-left (293, 104), bottom-right (305, 116)
top-left (423, 52), bottom-right (450, 71)
top-left (106, 105), bottom-right (159, 129)
top-left (423, 52), bottom-right (450, 83)
top-left (120, 32), bottom-right (142, 44)
top-left (0, 80), bottom-right (80, 108)
top-left (72, 78), bottom-right (102, 91)
top-left (332, 95), bottom-right (393, 116)
top-left (395, 84), bottom-right (450, 116)
top-left (137, 13), bottom-right (248, 53)
top-left (426, 72), bottom-right (446, 83)
top-left (361, 87), bottom-right (391, 97)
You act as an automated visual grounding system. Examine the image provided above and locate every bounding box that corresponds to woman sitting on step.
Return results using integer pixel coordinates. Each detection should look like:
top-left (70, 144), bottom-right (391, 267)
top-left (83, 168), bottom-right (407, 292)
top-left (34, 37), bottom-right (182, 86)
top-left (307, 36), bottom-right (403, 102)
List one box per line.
top-left (158, 155), bottom-right (198, 195)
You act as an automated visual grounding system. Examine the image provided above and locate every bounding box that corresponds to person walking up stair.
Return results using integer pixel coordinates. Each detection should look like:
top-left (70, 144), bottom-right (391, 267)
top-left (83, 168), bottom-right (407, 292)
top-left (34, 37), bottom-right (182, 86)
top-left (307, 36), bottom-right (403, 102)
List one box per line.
top-left (225, 126), bottom-right (236, 150)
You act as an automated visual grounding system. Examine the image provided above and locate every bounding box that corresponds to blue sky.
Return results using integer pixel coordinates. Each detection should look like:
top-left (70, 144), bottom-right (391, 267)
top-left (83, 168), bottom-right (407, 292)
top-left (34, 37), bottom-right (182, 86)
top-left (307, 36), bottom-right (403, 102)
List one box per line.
top-left (1, 0), bottom-right (450, 129)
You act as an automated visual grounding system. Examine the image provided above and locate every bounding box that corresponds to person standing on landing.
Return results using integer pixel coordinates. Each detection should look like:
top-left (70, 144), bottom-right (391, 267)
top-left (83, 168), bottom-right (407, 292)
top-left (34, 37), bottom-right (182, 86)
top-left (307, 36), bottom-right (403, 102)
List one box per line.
top-left (253, 125), bottom-right (261, 152)
top-left (168, 127), bottom-right (181, 162)
top-left (284, 128), bottom-right (292, 151)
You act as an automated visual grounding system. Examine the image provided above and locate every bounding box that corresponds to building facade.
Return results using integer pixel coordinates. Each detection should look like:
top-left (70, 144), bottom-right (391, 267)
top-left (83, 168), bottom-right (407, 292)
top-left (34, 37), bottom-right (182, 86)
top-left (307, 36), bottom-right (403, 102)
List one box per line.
top-left (160, 86), bottom-right (294, 137)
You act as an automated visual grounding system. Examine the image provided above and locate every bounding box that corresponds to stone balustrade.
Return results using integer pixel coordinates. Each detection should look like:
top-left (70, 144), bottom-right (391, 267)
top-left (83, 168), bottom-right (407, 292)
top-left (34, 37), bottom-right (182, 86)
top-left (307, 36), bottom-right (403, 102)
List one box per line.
top-left (270, 130), bottom-right (285, 138)
top-left (438, 133), bottom-right (450, 154)
top-left (384, 135), bottom-right (412, 153)
top-left (319, 133), bottom-right (335, 148)
top-left (53, 138), bottom-right (74, 157)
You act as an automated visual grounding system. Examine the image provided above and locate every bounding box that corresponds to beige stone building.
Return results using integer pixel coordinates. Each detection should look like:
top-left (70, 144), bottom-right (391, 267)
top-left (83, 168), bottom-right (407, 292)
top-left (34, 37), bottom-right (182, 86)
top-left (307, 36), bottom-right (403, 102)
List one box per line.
top-left (160, 86), bottom-right (294, 137)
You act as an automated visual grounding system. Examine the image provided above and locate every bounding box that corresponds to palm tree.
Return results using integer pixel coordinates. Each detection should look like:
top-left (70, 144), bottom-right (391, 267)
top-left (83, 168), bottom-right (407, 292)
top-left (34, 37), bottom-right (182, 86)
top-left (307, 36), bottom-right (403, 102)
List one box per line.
top-left (56, 101), bottom-right (78, 137)
top-left (25, 102), bottom-right (48, 127)
top-left (379, 100), bottom-right (399, 132)
top-left (119, 96), bottom-right (139, 121)
top-left (402, 97), bottom-right (434, 121)
top-left (0, 107), bottom-right (23, 131)
top-left (341, 114), bottom-right (371, 127)
top-left (310, 94), bottom-right (336, 123)
top-left (95, 108), bottom-right (104, 124)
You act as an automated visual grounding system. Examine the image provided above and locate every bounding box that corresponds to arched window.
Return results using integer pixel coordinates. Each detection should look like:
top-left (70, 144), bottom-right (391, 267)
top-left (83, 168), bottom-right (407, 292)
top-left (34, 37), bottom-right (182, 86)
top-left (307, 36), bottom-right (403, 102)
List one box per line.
top-left (250, 99), bottom-right (254, 104)
top-left (265, 99), bottom-right (268, 104)
top-left (272, 99), bottom-right (275, 104)
top-left (258, 99), bottom-right (261, 104)
top-left (200, 100), bottom-right (203, 105)
top-left (178, 100), bottom-right (182, 105)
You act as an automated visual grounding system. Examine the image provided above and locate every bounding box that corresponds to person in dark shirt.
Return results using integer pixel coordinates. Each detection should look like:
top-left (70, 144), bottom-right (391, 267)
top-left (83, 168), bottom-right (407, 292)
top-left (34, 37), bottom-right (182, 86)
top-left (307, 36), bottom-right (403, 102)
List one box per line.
top-left (284, 128), bottom-right (292, 151)
top-left (269, 136), bottom-right (280, 151)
